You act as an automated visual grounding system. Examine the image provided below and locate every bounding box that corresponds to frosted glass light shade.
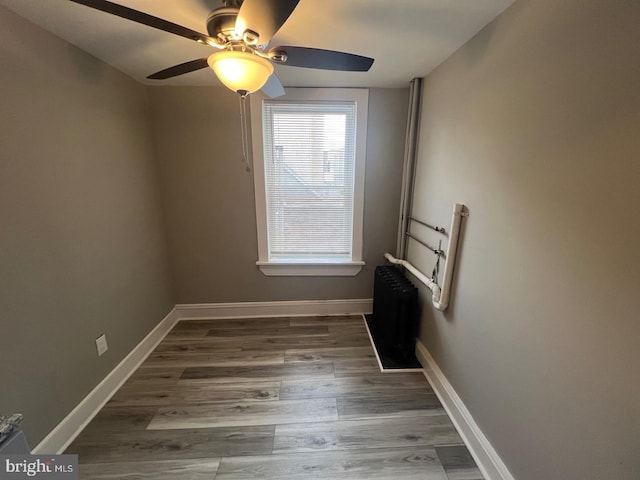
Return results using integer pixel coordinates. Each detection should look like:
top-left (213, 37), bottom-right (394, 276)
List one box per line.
top-left (208, 51), bottom-right (274, 95)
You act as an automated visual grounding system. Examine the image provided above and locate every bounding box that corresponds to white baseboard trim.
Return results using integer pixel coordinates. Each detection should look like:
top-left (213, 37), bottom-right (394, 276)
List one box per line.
top-left (32, 307), bottom-right (178, 455)
top-left (415, 340), bottom-right (515, 480)
top-left (175, 299), bottom-right (373, 320)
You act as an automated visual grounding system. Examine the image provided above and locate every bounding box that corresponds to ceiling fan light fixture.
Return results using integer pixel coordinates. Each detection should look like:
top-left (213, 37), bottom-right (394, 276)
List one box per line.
top-left (208, 50), bottom-right (274, 95)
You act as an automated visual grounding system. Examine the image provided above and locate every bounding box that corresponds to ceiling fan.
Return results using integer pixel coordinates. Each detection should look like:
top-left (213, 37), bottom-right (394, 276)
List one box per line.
top-left (68, 0), bottom-right (375, 98)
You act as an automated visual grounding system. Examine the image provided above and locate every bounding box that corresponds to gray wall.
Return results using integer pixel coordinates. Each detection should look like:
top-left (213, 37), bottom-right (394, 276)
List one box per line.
top-left (148, 86), bottom-right (408, 303)
top-left (410, 0), bottom-right (640, 478)
top-left (0, 7), bottom-right (174, 447)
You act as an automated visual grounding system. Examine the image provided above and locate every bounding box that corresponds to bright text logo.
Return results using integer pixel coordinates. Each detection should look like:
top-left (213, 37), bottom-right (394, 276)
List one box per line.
top-left (0, 455), bottom-right (77, 480)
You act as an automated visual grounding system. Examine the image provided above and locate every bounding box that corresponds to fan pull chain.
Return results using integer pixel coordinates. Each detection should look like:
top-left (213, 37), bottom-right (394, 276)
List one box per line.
top-left (239, 94), bottom-right (252, 172)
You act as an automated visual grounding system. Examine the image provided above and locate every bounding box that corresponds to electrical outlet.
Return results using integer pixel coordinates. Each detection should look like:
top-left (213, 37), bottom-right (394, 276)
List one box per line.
top-left (95, 334), bottom-right (108, 356)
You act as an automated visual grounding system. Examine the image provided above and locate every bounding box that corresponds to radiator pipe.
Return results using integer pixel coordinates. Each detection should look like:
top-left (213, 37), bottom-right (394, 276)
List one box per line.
top-left (384, 253), bottom-right (441, 305)
top-left (396, 78), bottom-right (423, 259)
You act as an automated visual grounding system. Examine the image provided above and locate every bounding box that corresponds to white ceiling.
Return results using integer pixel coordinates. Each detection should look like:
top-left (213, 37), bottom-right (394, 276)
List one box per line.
top-left (0, 0), bottom-right (514, 88)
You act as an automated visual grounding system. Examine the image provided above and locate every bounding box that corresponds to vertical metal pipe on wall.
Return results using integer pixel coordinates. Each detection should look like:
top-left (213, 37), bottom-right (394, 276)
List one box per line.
top-left (396, 78), bottom-right (424, 259)
top-left (392, 79), bottom-right (466, 312)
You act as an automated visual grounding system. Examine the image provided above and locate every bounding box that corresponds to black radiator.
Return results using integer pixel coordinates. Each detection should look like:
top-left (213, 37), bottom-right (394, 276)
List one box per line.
top-left (372, 265), bottom-right (419, 359)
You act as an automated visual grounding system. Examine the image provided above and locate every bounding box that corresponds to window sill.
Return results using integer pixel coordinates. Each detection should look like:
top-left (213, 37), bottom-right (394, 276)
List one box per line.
top-left (256, 260), bottom-right (365, 277)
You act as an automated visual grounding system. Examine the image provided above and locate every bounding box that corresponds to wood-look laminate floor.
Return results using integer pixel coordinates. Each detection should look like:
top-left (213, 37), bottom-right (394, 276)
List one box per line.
top-left (67, 316), bottom-right (483, 480)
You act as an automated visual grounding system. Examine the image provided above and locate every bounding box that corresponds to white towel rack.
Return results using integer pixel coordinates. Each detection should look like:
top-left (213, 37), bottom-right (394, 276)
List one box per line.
top-left (386, 202), bottom-right (466, 311)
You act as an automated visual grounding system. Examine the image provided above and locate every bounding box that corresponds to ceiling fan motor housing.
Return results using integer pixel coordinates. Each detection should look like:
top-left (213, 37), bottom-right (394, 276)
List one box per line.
top-left (206, 7), bottom-right (241, 43)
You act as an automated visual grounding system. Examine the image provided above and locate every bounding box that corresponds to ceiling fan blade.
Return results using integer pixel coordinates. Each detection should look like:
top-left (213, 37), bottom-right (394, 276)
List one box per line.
top-left (261, 73), bottom-right (285, 98)
top-left (236, 0), bottom-right (300, 46)
top-left (68, 0), bottom-right (215, 45)
top-left (269, 46), bottom-right (374, 71)
top-left (147, 58), bottom-right (210, 80)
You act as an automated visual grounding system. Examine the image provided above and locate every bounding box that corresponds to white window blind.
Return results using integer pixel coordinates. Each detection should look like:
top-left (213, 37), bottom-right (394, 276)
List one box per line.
top-left (262, 101), bottom-right (357, 261)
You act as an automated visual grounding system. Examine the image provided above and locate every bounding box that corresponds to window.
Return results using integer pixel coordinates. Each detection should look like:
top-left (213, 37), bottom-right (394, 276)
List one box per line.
top-left (250, 88), bottom-right (368, 276)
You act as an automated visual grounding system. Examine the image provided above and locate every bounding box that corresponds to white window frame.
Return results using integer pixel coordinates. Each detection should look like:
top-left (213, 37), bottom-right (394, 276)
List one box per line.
top-left (250, 88), bottom-right (368, 276)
